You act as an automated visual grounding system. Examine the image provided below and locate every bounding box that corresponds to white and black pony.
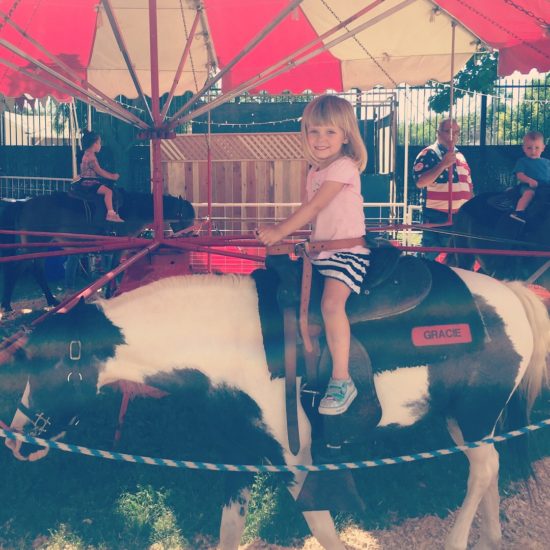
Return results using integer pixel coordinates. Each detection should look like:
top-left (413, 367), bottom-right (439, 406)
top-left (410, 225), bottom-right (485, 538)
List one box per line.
top-left (1, 262), bottom-right (549, 550)
top-left (0, 192), bottom-right (195, 312)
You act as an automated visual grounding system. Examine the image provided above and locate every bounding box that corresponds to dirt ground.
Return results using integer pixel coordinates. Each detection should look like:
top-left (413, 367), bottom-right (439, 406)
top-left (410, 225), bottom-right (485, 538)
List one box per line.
top-left (241, 458), bottom-right (550, 550)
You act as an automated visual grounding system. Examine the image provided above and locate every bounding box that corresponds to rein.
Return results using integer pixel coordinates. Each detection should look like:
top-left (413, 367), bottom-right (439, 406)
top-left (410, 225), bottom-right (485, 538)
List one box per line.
top-left (426, 225), bottom-right (550, 250)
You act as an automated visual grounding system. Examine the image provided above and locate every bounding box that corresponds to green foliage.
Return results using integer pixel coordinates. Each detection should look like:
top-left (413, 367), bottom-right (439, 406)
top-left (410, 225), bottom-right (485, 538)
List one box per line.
top-left (40, 524), bottom-right (86, 550)
top-left (243, 474), bottom-right (310, 545)
top-left (243, 475), bottom-right (281, 541)
top-left (116, 486), bottom-right (185, 548)
top-left (428, 52), bottom-right (498, 113)
top-left (487, 73), bottom-right (550, 144)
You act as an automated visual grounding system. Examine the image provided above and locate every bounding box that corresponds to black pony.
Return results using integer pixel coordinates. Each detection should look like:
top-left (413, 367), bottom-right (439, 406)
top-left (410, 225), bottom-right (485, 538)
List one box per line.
top-left (0, 192), bottom-right (195, 312)
top-left (450, 189), bottom-right (550, 288)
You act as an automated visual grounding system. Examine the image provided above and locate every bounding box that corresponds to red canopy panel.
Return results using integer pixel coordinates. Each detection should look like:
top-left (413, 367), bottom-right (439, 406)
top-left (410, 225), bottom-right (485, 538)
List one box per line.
top-left (204, 0), bottom-right (343, 93)
top-left (0, 0), bottom-right (98, 100)
top-left (0, 0), bottom-right (547, 102)
top-left (205, 0), bottom-right (482, 93)
top-left (435, 0), bottom-right (550, 76)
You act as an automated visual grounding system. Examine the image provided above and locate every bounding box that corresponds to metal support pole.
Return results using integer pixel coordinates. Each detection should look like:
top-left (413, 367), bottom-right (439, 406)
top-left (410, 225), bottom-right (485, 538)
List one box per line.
top-left (206, 110), bottom-right (212, 272)
top-left (447, 21), bottom-right (456, 223)
top-left (149, 0), bottom-right (164, 239)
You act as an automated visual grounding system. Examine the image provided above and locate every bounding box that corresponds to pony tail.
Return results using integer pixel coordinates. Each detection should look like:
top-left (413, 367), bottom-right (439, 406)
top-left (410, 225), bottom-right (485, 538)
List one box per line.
top-left (505, 281), bottom-right (550, 412)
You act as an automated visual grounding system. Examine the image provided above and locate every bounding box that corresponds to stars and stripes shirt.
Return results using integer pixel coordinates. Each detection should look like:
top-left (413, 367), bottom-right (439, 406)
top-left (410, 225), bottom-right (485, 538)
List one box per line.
top-left (413, 142), bottom-right (473, 213)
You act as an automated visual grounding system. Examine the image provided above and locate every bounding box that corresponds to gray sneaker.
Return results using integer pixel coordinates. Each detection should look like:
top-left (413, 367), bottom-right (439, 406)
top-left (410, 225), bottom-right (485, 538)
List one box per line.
top-left (318, 378), bottom-right (358, 415)
top-left (509, 211), bottom-right (526, 223)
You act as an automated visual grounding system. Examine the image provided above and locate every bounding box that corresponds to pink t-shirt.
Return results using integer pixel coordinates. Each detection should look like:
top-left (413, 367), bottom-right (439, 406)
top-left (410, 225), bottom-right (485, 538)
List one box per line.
top-left (306, 156), bottom-right (369, 259)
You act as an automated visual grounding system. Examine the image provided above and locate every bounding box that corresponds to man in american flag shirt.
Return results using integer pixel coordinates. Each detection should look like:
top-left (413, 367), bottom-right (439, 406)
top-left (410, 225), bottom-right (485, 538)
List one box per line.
top-left (413, 118), bottom-right (474, 260)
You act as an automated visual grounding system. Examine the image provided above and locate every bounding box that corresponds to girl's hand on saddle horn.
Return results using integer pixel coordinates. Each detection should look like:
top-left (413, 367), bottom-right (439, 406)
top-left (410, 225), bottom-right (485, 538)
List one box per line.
top-left (256, 225), bottom-right (284, 246)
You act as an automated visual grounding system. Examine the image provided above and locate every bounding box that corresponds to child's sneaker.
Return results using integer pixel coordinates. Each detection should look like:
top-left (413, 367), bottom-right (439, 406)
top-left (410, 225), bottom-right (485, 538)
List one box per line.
top-left (106, 210), bottom-right (124, 223)
top-left (509, 211), bottom-right (526, 223)
top-left (318, 378), bottom-right (357, 415)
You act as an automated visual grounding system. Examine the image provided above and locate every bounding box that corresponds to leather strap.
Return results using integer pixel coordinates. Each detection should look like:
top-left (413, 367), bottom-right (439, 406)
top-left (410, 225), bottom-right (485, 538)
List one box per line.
top-left (283, 307), bottom-right (300, 455)
top-left (266, 236), bottom-right (366, 257)
top-left (270, 237), bottom-right (367, 456)
top-left (268, 237), bottom-right (366, 354)
top-left (298, 249), bottom-right (314, 353)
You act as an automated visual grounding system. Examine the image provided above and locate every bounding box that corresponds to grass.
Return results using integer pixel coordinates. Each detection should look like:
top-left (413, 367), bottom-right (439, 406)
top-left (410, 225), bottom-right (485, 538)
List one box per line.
top-left (0, 267), bottom-right (549, 549)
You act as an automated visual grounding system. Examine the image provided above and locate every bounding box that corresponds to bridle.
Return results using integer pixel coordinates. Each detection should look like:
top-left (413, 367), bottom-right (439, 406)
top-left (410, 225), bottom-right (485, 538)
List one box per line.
top-left (14, 340), bottom-right (86, 439)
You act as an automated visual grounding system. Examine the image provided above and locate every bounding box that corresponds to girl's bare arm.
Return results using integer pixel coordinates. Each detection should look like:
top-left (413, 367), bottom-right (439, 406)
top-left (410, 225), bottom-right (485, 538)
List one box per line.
top-left (257, 180), bottom-right (345, 246)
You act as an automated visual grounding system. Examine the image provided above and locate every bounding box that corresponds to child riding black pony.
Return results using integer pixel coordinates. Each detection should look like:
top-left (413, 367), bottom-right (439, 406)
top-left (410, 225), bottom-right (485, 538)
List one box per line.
top-left (73, 131), bottom-right (124, 223)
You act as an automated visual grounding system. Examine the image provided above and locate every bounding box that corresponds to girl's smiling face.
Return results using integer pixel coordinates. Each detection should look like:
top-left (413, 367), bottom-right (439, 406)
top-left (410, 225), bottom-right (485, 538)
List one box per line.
top-left (306, 124), bottom-right (347, 168)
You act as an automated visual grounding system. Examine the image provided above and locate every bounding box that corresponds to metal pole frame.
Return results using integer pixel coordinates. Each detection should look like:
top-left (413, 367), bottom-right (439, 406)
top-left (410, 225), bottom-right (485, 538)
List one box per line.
top-left (101, 0), bottom-right (154, 123)
top-left (0, 45), bottom-right (147, 128)
top-left (169, 0), bottom-right (305, 123)
top-left (159, 9), bottom-right (201, 121)
top-left (148, 0), bottom-right (165, 238)
top-left (447, 20), bottom-right (456, 224)
top-left (0, 8), bottom-right (147, 128)
top-left (169, 0), bottom-right (413, 129)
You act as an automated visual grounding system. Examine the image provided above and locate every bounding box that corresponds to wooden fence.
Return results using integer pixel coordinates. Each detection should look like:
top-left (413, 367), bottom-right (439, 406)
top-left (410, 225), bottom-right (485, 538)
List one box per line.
top-left (161, 133), bottom-right (307, 235)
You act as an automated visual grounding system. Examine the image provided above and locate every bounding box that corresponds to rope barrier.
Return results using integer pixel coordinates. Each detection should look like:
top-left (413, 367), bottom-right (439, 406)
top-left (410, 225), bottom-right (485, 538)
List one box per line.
top-left (1, 418), bottom-right (549, 473)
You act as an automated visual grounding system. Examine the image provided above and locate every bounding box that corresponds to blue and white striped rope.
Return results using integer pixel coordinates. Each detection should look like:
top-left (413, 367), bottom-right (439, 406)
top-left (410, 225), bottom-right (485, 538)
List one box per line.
top-left (1, 418), bottom-right (549, 473)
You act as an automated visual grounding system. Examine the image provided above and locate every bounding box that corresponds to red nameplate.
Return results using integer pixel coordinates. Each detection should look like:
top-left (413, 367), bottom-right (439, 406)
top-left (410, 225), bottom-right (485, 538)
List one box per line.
top-left (412, 324), bottom-right (472, 346)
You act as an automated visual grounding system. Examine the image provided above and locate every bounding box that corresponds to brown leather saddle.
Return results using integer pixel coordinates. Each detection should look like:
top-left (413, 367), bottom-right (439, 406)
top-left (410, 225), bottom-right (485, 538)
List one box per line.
top-left (68, 183), bottom-right (105, 225)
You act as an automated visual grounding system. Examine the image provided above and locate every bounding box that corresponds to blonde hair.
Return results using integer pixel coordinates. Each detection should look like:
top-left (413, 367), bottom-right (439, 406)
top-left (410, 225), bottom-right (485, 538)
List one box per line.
top-left (301, 95), bottom-right (368, 172)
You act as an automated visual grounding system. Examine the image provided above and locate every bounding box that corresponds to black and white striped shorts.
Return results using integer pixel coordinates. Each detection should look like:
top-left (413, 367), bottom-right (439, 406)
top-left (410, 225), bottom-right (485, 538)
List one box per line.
top-left (311, 251), bottom-right (371, 294)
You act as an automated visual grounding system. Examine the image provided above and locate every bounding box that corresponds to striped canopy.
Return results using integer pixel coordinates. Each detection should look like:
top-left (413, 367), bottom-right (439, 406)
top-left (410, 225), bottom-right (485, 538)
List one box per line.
top-left (0, 0), bottom-right (547, 114)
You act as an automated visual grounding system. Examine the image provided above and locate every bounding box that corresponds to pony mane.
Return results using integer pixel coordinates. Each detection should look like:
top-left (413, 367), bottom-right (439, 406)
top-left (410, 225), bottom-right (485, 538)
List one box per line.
top-left (504, 281), bottom-right (550, 410)
top-left (98, 273), bottom-right (254, 310)
top-left (26, 300), bottom-right (125, 362)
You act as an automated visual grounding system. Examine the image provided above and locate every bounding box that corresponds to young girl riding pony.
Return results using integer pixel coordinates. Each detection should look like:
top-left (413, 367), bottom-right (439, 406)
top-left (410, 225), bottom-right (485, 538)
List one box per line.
top-left (257, 95), bottom-right (369, 416)
top-left (77, 131), bottom-right (124, 223)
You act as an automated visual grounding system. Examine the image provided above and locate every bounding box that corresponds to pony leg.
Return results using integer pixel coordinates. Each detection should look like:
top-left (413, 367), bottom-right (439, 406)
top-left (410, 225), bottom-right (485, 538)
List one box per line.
top-left (301, 511), bottom-right (346, 550)
top-left (446, 420), bottom-right (501, 550)
top-left (218, 488), bottom-right (250, 550)
top-left (472, 471), bottom-right (502, 550)
top-left (286, 450), bottom-right (346, 550)
top-left (31, 260), bottom-right (58, 307)
top-left (2, 261), bottom-right (19, 311)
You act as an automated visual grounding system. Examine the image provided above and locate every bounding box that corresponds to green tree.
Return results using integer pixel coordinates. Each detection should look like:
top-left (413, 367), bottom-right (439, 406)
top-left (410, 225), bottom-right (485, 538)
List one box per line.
top-left (427, 52), bottom-right (498, 113)
top-left (484, 73), bottom-right (549, 144)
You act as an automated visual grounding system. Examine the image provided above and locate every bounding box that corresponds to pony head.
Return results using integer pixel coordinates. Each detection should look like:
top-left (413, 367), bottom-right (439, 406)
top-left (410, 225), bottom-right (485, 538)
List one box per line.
top-left (165, 195), bottom-right (195, 233)
top-left (4, 301), bottom-right (124, 460)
